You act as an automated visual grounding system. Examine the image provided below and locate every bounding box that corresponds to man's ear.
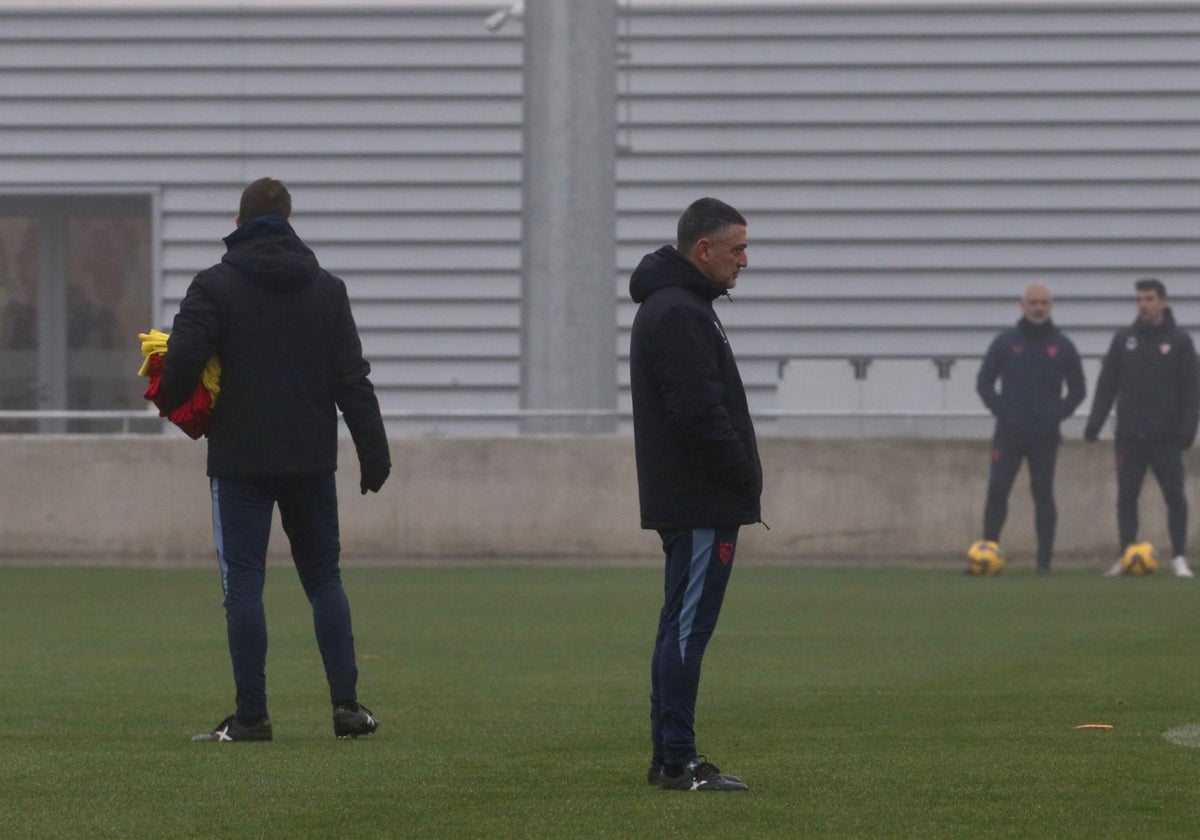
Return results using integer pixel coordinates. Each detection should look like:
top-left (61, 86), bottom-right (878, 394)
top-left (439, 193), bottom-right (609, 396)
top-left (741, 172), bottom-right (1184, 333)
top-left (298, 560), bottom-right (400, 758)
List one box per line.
top-left (692, 238), bottom-right (710, 265)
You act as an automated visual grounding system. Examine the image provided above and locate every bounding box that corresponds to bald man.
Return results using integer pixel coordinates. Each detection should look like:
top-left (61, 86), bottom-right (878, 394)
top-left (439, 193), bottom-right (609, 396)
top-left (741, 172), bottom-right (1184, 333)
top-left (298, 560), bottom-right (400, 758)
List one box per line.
top-left (976, 285), bottom-right (1086, 573)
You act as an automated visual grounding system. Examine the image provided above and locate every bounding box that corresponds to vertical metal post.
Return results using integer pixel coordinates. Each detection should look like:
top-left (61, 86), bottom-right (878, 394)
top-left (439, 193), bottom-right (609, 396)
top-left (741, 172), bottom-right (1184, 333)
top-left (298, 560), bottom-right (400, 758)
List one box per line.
top-left (36, 209), bottom-right (68, 433)
top-left (519, 0), bottom-right (617, 433)
top-left (850, 357), bottom-right (871, 437)
top-left (934, 357), bottom-right (956, 437)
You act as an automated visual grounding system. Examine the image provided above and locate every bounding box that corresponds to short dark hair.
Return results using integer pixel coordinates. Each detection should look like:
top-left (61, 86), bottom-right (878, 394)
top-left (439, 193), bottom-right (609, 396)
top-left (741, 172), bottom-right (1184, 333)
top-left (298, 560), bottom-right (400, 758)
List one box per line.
top-left (1135, 277), bottom-right (1167, 298)
top-left (676, 197), bottom-right (746, 254)
top-left (239, 177), bottom-right (291, 222)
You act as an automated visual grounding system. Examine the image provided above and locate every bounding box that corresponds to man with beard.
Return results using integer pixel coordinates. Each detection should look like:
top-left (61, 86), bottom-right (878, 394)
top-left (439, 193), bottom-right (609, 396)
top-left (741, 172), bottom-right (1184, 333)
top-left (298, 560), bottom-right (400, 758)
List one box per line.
top-left (1086, 278), bottom-right (1199, 578)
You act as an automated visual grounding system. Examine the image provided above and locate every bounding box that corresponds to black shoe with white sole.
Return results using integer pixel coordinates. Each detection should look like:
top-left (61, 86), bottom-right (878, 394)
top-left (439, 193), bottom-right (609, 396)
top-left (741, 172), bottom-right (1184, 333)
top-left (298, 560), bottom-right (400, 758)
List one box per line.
top-left (191, 714), bottom-right (273, 742)
top-left (649, 761), bottom-right (744, 788)
top-left (333, 703), bottom-right (379, 739)
top-left (658, 757), bottom-right (748, 791)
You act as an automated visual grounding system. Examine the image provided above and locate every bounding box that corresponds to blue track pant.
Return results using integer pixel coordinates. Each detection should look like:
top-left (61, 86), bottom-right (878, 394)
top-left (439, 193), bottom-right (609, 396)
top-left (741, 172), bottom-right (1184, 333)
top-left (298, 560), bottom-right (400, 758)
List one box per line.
top-left (650, 526), bottom-right (738, 766)
top-left (210, 474), bottom-right (359, 721)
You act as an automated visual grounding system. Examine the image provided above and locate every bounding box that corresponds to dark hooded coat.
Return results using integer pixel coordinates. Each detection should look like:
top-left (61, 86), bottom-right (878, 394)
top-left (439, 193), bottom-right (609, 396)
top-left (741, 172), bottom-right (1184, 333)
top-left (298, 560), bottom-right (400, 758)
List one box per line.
top-left (1085, 307), bottom-right (1200, 447)
top-left (158, 216), bottom-right (389, 478)
top-left (628, 245), bottom-right (762, 530)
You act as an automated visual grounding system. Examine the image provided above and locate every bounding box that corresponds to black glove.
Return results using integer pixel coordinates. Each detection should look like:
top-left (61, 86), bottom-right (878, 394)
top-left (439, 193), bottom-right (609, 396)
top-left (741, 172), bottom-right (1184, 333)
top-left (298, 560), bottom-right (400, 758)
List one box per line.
top-left (1084, 424), bottom-right (1099, 443)
top-left (360, 461), bottom-right (390, 495)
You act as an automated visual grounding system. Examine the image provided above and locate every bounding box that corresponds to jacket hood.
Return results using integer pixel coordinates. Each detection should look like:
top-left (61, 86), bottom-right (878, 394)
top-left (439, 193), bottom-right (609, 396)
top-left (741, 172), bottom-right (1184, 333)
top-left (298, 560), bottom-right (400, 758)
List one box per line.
top-left (629, 245), bottom-right (724, 303)
top-left (1132, 306), bottom-right (1178, 336)
top-left (221, 215), bottom-right (320, 291)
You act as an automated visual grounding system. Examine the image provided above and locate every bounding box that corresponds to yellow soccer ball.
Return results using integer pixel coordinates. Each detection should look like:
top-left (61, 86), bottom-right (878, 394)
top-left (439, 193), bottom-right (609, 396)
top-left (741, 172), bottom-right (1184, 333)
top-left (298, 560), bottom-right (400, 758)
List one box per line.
top-left (1121, 542), bottom-right (1159, 576)
top-left (967, 540), bottom-right (1005, 575)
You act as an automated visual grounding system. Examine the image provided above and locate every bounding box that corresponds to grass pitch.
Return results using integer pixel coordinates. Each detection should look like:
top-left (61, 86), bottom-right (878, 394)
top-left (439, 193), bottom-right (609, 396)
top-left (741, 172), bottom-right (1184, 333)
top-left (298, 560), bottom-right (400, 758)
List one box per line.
top-left (3, 563), bottom-right (1200, 838)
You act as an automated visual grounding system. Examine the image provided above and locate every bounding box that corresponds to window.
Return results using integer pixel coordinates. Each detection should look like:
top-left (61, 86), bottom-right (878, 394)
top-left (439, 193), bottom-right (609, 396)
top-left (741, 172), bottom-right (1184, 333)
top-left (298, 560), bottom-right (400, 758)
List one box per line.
top-left (0, 194), bottom-right (153, 432)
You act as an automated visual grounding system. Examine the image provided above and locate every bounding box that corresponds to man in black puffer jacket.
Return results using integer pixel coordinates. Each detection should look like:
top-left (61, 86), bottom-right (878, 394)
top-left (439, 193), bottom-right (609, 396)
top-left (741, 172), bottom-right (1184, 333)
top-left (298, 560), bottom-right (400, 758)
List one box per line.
top-left (629, 197), bottom-right (761, 792)
top-left (1085, 278), bottom-right (1200, 578)
top-left (159, 178), bottom-right (390, 742)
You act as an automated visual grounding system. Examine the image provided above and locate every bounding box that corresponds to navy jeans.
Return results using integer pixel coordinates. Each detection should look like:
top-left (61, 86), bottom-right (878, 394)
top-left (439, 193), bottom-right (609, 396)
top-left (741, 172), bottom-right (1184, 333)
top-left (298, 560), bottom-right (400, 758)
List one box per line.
top-left (650, 526), bottom-right (738, 767)
top-left (210, 473), bottom-right (359, 721)
top-left (1115, 439), bottom-right (1188, 557)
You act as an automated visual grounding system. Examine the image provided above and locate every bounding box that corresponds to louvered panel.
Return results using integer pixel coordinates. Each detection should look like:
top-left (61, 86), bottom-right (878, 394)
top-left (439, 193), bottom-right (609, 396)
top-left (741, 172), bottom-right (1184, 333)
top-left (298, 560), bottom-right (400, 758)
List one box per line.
top-left (613, 2), bottom-right (1200, 421)
top-left (4, 2), bottom-right (1200, 430)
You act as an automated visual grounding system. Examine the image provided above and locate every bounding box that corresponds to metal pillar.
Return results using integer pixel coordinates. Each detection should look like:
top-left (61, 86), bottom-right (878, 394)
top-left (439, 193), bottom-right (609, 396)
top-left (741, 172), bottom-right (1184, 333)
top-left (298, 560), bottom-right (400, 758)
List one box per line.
top-left (36, 208), bottom-right (68, 433)
top-left (519, 0), bottom-right (617, 433)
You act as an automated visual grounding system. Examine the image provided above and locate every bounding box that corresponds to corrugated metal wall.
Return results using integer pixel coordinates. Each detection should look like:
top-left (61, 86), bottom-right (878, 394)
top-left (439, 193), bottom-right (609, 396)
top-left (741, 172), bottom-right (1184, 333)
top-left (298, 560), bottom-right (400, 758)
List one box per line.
top-left (2, 2), bottom-right (1199, 434)
top-left (0, 4), bottom-right (526, 434)
top-left (616, 2), bottom-right (1200, 427)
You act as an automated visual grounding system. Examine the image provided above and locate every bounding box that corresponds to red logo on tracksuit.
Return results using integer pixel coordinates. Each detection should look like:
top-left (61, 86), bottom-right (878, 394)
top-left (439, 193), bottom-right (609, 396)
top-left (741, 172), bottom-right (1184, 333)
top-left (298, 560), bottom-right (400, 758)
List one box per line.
top-left (1047, 345), bottom-right (1059, 358)
top-left (718, 542), bottom-right (734, 565)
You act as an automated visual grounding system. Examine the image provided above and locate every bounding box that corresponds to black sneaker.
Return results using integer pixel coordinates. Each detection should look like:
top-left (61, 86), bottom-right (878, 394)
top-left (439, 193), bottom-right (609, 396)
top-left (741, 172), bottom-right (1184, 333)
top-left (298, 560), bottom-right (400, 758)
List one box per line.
top-left (191, 714), bottom-right (272, 742)
top-left (658, 757), bottom-right (748, 791)
top-left (333, 703), bottom-right (379, 739)
top-left (649, 760), bottom-right (744, 788)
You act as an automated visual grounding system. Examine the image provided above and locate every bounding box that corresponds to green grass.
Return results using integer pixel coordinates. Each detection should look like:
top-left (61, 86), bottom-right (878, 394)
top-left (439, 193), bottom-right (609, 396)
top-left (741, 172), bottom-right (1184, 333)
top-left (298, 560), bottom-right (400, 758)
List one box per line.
top-left (3, 564), bottom-right (1200, 838)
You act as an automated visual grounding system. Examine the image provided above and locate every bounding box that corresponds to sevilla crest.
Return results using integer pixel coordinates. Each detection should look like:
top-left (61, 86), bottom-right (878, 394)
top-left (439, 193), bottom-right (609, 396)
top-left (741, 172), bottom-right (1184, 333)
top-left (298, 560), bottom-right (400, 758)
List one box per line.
top-left (717, 541), bottom-right (734, 565)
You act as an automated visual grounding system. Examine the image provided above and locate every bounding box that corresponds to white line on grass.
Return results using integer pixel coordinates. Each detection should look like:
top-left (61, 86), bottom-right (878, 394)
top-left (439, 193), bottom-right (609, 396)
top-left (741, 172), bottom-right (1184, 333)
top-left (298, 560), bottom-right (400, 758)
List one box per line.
top-left (1162, 725), bottom-right (1200, 748)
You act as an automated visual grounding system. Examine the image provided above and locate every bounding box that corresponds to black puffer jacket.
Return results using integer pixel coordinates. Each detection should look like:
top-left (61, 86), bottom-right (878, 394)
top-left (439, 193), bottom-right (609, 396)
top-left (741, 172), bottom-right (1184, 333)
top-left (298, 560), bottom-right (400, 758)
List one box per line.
top-left (158, 216), bottom-right (390, 478)
top-left (628, 245), bottom-right (762, 530)
top-left (1086, 308), bottom-right (1200, 447)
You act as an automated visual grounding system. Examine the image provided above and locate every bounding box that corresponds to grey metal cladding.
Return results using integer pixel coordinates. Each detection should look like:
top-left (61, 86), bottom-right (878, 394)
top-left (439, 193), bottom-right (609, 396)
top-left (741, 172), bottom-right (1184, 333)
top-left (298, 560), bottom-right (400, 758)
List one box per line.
top-left (2, 2), bottom-right (1198, 422)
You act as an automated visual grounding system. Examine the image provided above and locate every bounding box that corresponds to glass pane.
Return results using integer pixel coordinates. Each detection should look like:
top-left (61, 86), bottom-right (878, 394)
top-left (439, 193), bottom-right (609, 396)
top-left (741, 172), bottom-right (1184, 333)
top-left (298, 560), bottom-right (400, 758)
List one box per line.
top-left (0, 195), bottom-right (154, 434)
top-left (65, 211), bottom-right (152, 432)
top-left (0, 217), bottom-right (39, 431)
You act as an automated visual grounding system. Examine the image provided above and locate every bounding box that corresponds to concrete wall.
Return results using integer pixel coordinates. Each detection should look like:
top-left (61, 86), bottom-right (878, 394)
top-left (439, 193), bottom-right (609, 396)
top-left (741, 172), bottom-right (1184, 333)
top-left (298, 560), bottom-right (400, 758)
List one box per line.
top-left (1, 435), bottom-right (1189, 566)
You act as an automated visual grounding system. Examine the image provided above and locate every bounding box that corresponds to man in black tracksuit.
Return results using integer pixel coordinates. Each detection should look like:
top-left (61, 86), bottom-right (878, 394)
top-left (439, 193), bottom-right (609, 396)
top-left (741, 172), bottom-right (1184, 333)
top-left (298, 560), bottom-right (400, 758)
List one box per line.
top-left (1085, 278), bottom-right (1199, 578)
top-left (629, 197), bottom-right (761, 792)
top-left (976, 284), bottom-right (1086, 572)
top-left (159, 178), bottom-right (392, 741)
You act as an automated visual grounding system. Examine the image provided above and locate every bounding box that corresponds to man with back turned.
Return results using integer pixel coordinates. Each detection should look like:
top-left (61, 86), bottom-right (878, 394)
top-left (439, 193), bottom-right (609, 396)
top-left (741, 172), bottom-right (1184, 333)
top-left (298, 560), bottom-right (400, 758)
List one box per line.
top-left (159, 178), bottom-right (391, 741)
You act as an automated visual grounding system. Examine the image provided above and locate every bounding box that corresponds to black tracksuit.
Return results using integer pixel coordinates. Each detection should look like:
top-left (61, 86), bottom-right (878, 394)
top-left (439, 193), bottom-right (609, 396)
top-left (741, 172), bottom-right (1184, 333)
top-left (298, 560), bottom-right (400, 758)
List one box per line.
top-left (976, 318), bottom-right (1085, 567)
top-left (1085, 308), bottom-right (1200, 555)
top-left (628, 245), bottom-right (762, 769)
